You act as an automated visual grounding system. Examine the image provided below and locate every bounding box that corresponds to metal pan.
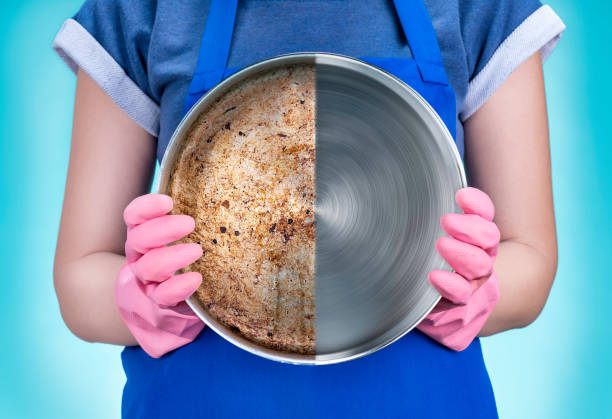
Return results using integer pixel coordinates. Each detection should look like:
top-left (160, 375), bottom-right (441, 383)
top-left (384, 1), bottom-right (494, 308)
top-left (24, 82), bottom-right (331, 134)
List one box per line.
top-left (156, 53), bottom-right (466, 365)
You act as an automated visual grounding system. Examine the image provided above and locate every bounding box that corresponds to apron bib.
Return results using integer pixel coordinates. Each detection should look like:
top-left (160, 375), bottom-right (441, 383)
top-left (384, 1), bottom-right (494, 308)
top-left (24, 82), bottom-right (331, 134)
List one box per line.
top-left (122, 1), bottom-right (494, 417)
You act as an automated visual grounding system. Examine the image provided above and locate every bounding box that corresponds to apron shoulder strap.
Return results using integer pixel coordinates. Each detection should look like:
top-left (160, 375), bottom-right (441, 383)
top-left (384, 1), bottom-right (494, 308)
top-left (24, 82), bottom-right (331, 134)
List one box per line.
top-left (184, 0), bottom-right (239, 115)
top-left (392, 0), bottom-right (449, 85)
top-left (184, 0), bottom-right (450, 115)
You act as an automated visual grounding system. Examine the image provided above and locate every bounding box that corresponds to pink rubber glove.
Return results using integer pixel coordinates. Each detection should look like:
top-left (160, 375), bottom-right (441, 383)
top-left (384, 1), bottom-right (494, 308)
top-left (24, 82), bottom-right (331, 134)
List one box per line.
top-left (115, 194), bottom-right (205, 358)
top-left (417, 187), bottom-right (501, 351)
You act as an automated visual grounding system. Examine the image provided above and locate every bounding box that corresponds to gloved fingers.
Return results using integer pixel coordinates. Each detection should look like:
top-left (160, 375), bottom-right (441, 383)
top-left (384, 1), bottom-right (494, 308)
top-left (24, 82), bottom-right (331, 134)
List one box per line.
top-left (172, 300), bottom-right (203, 316)
top-left (115, 266), bottom-right (205, 357)
top-left (127, 215), bottom-right (196, 255)
top-left (431, 301), bottom-right (479, 328)
top-left (151, 271), bottom-right (203, 307)
top-left (123, 194), bottom-right (173, 228)
top-left (121, 311), bottom-right (204, 358)
top-left (418, 318), bottom-right (478, 351)
top-left (428, 299), bottom-right (456, 315)
top-left (477, 270), bottom-right (501, 308)
top-left (429, 275), bottom-right (499, 328)
top-left (417, 268), bottom-right (500, 351)
top-left (439, 310), bottom-right (491, 351)
top-left (440, 213), bottom-right (500, 250)
top-left (435, 236), bottom-right (493, 280)
top-left (455, 187), bottom-right (495, 222)
top-left (417, 318), bottom-right (465, 349)
top-left (133, 243), bottom-right (203, 283)
top-left (486, 244), bottom-right (499, 259)
top-left (118, 282), bottom-right (202, 327)
top-left (428, 270), bottom-right (472, 305)
top-left (419, 316), bottom-right (462, 336)
top-left (468, 275), bottom-right (490, 295)
top-left (429, 303), bottom-right (466, 327)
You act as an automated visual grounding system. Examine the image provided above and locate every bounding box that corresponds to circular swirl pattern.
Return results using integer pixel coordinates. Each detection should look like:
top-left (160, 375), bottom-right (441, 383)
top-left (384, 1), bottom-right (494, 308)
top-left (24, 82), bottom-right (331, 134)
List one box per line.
top-left (314, 60), bottom-right (463, 358)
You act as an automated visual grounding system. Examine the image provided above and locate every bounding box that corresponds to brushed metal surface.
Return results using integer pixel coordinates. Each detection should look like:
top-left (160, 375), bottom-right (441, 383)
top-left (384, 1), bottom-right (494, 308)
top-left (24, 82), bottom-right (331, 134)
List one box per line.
top-left (156, 53), bottom-right (466, 365)
top-left (313, 55), bottom-right (465, 362)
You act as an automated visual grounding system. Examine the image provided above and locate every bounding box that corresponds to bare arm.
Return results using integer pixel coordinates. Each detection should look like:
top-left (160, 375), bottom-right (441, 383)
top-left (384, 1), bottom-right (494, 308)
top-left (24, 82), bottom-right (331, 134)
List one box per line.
top-left (463, 51), bottom-right (559, 335)
top-left (53, 69), bottom-right (157, 345)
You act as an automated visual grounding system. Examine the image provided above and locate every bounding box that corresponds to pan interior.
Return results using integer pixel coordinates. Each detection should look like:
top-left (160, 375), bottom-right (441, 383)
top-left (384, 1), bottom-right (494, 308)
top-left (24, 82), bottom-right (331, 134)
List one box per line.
top-left (158, 53), bottom-right (464, 364)
top-left (314, 57), bottom-right (461, 359)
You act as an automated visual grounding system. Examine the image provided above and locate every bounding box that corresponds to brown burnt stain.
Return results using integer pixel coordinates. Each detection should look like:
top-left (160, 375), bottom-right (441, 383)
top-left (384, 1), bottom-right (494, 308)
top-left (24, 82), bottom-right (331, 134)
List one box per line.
top-left (167, 64), bottom-right (315, 355)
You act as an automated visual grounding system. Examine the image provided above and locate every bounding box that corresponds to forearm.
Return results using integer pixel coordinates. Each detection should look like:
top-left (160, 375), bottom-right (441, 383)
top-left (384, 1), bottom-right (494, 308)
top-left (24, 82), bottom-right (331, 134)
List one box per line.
top-left (478, 239), bottom-right (557, 336)
top-left (54, 252), bottom-right (137, 346)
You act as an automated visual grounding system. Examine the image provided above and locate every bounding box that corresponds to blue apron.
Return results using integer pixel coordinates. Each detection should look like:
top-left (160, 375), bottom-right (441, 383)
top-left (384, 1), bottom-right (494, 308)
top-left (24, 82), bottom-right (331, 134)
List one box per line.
top-left (121, 1), bottom-right (494, 417)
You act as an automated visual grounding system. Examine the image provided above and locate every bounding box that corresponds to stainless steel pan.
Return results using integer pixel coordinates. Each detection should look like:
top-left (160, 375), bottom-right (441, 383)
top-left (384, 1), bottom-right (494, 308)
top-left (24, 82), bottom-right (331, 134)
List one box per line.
top-left (156, 53), bottom-right (466, 365)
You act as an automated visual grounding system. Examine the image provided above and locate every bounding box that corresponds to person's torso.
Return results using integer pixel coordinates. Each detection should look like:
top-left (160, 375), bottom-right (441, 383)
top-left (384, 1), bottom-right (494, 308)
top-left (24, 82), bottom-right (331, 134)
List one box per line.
top-left (121, 1), bottom-right (497, 417)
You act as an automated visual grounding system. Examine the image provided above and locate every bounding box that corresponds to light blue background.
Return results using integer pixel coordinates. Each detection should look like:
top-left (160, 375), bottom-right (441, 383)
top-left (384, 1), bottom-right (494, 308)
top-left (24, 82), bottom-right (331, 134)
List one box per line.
top-left (1, 1), bottom-right (610, 417)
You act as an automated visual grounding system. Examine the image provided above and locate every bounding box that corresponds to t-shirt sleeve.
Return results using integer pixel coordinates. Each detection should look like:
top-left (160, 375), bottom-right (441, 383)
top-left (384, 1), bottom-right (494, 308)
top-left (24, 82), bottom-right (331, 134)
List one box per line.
top-left (458, 0), bottom-right (566, 121)
top-left (52, 0), bottom-right (160, 136)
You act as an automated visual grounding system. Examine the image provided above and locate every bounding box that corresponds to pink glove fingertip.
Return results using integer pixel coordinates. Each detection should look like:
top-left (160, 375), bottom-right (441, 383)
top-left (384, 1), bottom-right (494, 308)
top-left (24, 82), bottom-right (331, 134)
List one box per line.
top-left (123, 194), bottom-right (173, 228)
top-left (428, 270), bottom-right (472, 305)
top-left (152, 271), bottom-right (203, 307)
top-left (455, 187), bottom-right (495, 221)
top-left (127, 214), bottom-right (196, 254)
top-left (133, 242), bottom-right (203, 283)
top-left (133, 317), bottom-right (205, 359)
top-left (435, 236), bottom-right (493, 280)
top-left (440, 213), bottom-right (500, 250)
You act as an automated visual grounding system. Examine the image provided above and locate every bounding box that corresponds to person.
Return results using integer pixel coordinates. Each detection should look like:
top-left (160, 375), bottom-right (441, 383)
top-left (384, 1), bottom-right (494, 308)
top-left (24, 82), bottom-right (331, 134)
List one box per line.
top-left (51, 0), bottom-right (564, 417)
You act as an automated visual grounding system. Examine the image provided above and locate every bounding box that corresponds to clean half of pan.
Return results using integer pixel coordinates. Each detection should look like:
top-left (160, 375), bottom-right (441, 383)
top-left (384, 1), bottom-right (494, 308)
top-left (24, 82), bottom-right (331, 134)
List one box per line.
top-left (157, 53), bottom-right (466, 365)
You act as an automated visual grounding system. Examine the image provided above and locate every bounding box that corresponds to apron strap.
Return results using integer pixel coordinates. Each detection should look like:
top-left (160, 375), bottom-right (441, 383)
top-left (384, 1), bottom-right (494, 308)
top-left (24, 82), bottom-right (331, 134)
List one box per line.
top-left (184, 0), bottom-right (449, 114)
top-left (392, 0), bottom-right (449, 85)
top-left (183, 0), bottom-right (239, 115)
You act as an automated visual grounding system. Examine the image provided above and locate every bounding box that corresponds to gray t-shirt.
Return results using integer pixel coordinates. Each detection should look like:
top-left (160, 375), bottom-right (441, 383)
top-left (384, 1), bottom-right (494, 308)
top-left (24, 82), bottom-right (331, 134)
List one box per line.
top-left (53, 0), bottom-right (565, 162)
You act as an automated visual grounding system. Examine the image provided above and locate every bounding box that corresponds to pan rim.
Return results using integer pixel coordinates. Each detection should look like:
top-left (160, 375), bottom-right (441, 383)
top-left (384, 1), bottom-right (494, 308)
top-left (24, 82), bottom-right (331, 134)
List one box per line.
top-left (156, 52), bottom-right (465, 365)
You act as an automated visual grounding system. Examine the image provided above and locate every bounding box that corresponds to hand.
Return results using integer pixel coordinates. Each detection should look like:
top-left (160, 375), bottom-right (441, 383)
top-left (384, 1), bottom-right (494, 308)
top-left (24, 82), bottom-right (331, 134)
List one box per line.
top-left (115, 194), bottom-right (205, 358)
top-left (417, 187), bottom-right (501, 351)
